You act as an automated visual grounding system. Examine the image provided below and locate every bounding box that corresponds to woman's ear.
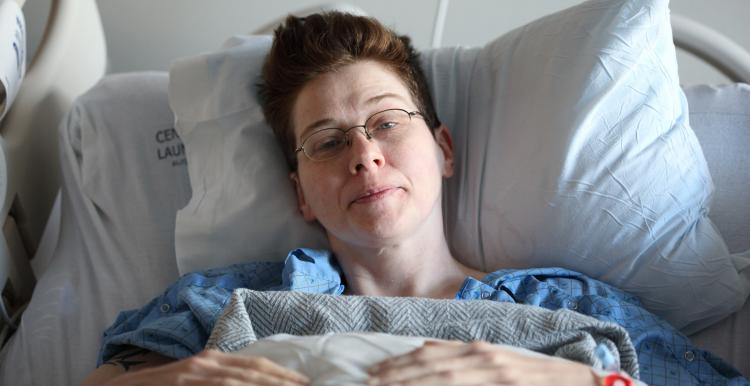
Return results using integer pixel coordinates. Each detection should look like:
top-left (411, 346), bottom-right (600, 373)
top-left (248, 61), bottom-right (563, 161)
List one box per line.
top-left (434, 125), bottom-right (455, 177)
top-left (290, 172), bottom-right (317, 222)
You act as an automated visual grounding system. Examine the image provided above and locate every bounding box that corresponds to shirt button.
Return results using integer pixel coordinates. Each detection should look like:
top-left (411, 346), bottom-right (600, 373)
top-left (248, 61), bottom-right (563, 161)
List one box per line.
top-left (160, 303), bottom-right (171, 313)
top-left (480, 292), bottom-right (490, 299)
top-left (684, 350), bottom-right (695, 362)
top-left (567, 300), bottom-right (578, 310)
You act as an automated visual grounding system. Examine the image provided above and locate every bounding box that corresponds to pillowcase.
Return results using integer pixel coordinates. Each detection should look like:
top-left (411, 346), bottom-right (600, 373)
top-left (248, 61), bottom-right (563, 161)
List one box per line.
top-left (170, 35), bottom-right (329, 275)
top-left (168, 0), bottom-right (749, 333)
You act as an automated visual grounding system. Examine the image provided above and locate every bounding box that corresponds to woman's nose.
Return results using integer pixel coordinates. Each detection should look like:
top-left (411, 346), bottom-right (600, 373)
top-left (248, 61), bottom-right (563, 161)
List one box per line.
top-left (347, 130), bottom-right (384, 174)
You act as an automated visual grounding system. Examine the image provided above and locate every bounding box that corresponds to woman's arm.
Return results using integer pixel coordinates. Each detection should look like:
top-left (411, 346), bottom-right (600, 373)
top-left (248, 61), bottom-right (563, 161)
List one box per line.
top-left (79, 347), bottom-right (310, 386)
top-left (78, 347), bottom-right (173, 386)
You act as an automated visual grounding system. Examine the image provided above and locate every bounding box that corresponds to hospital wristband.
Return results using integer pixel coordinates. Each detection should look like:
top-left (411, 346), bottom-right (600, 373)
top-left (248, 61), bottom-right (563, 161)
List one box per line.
top-left (592, 370), bottom-right (633, 386)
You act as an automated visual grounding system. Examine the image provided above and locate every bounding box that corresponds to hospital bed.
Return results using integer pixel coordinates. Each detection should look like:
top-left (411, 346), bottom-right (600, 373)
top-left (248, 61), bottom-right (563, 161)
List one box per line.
top-left (0, 0), bottom-right (749, 385)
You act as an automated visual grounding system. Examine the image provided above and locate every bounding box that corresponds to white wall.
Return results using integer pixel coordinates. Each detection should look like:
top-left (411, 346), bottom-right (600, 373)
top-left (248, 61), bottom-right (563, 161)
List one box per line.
top-left (23, 0), bottom-right (750, 85)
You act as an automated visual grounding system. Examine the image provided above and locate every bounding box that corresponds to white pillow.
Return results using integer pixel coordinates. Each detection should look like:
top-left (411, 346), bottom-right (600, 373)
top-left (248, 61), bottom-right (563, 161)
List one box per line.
top-left (168, 0), bottom-right (749, 332)
top-left (170, 35), bottom-right (329, 273)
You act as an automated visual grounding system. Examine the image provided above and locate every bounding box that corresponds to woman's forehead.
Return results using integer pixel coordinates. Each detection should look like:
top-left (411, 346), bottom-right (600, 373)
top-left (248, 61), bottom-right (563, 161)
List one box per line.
top-left (292, 61), bottom-right (415, 135)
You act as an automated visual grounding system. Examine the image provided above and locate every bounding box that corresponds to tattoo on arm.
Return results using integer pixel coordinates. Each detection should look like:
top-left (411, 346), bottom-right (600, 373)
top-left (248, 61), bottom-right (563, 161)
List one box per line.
top-left (102, 347), bottom-right (151, 371)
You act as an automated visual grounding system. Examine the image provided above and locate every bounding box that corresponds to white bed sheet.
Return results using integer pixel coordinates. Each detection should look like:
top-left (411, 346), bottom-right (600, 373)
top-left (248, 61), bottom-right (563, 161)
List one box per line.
top-left (683, 83), bottom-right (750, 253)
top-left (233, 333), bottom-right (593, 386)
top-left (0, 74), bottom-right (748, 386)
top-left (689, 293), bottom-right (750, 377)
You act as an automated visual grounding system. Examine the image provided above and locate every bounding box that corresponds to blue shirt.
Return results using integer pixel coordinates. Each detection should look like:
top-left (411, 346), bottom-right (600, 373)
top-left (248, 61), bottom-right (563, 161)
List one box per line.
top-left (99, 248), bottom-right (748, 386)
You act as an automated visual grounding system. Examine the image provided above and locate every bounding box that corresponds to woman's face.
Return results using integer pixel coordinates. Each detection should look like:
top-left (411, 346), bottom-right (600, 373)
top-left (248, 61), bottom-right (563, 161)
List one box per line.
top-left (290, 60), bottom-right (453, 248)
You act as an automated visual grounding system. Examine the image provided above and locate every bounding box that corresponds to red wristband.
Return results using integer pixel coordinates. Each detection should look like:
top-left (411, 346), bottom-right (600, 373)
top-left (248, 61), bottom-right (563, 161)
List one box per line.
top-left (600, 373), bottom-right (633, 386)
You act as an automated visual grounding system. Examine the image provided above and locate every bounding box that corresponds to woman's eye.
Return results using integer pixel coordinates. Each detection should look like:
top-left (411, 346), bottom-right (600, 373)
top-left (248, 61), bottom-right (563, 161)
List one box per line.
top-left (316, 137), bottom-right (343, 150)
top-left (376, 121), bottom-right (399, 130)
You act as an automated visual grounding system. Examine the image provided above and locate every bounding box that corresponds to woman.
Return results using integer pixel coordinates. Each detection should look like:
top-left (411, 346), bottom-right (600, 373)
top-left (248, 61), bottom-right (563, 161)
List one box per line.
top-left (80, 12), bottom-right (743, 386)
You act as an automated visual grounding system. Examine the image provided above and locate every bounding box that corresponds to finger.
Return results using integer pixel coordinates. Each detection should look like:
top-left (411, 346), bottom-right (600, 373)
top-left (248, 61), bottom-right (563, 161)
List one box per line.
top-left (179, 374), bottom-right (307, 386)
top-left (368, 367), bottom-right (510, 386)
top-left (196, 365), bottom-right (309, 386)
top-left (125, 359), bottom-right (310, 386)
top-left (369, 341), bottom-right (491, 373)
top-left (422, 339), bottom-right (463, 346)
top-left (369, 347), bottom-right (505, 385)
top-left (199, 350), bottom-right (310, 384)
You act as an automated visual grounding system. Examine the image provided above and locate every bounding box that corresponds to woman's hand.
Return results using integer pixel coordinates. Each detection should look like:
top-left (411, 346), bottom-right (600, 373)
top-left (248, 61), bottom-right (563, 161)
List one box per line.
top-left (367, 340), bottom-right (599, 386)
top-left (99, 349), bottom-right (310, 386)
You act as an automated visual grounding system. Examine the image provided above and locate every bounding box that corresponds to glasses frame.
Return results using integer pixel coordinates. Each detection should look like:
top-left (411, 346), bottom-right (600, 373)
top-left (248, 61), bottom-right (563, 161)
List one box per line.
top-left (294, 108), bottom-right (424, 162)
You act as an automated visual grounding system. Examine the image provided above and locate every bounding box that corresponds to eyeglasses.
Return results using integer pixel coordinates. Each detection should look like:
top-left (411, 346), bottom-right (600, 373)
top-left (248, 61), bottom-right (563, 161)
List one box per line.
top-left (294, 108), bottom-right (424, 162)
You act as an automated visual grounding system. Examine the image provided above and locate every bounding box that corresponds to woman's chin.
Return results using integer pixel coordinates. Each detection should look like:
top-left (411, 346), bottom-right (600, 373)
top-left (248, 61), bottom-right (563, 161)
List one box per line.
top-left (354, 219), bottom-right (404, 241)
top-left (351, 203), bottom-right (409, 231)
top-left (324, 218), bottom-right (406, 249)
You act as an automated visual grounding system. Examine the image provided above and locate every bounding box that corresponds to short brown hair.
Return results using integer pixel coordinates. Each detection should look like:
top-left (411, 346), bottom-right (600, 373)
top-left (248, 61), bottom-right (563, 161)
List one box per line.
top-left (258, 12), bottom-right (441, 170)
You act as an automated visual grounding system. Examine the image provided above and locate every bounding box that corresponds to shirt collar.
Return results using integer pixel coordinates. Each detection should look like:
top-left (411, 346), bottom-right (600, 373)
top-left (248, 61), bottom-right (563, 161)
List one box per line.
top-left (281, 248), bottom-right (345, 295)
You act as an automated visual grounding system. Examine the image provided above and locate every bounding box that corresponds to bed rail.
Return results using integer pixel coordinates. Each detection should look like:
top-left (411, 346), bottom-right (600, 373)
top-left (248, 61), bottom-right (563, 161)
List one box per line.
top-left (671, 14), bottom-right (750, 84)
top-left (0, 0), bottom-right (106, 343)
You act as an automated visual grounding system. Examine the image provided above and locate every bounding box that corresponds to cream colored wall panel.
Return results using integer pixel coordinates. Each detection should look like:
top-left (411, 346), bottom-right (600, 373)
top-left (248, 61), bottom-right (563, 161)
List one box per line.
top-left (95, 0), bottom-right (438, 73)
top-left (23, 1), bottom-right (750, 83)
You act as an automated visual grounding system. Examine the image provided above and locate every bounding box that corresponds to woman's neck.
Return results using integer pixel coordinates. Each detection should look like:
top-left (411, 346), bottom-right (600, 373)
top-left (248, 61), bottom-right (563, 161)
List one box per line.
top-left (330, 231), bottom-right (486, 299)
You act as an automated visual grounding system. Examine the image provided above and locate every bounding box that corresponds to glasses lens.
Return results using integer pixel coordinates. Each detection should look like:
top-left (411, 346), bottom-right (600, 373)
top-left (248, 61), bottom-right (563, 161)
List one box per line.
top-left (306, 129), bottom-right (347, 160)
top-left (366, 109), bottom-right (411, 138)
top-left (302, 110), bottom-right (416, 161)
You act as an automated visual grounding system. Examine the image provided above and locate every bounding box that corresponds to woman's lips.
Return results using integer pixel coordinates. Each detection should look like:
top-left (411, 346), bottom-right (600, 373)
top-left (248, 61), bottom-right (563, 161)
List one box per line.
top-left (351, 187), bottom-right (399, 205)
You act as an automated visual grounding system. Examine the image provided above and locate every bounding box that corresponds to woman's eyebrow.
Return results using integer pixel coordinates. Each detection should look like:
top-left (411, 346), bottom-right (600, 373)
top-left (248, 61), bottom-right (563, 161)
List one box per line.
top-left (299, 93), bottom-right (410, 138)
top-left (365, 92), bottom-right (410, 105)
top-left (301, 118), bottom-right (336, 138)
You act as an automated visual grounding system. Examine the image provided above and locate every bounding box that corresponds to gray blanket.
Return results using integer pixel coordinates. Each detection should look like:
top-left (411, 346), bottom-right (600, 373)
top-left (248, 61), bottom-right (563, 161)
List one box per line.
top-left (207, 289), bottom-right (639, 377)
